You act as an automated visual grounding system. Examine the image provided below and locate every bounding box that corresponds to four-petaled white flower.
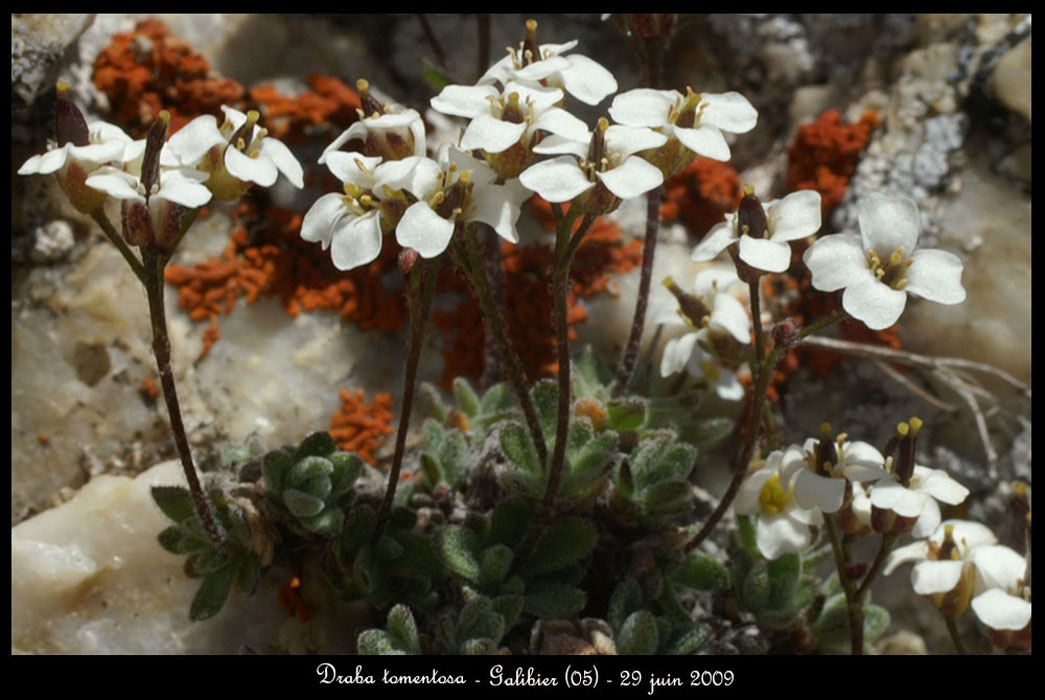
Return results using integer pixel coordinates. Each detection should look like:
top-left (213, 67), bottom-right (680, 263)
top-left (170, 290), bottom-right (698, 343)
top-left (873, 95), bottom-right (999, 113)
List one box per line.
top-left (659, 327), bottom-right (744, 401)
top-left (885, 519), bottom-right (1026, 620)
top-left (430, 80), bottom-right (588, 179)
top-left (164, 106), bottom-right (303, 200)
top-left (869, 464), bottom-right (969, 538)
top-left (802, 192), bottom-right (966, 330)
top-left (691, 189), bottom-right (822, 273)
top-left (735, 446), bottom-right (823, 560)
top-left (301, 153), bottom-right (439, 270)
top-left (394, 144), bottom-right (530, 258)
top-left (608, 87), bottom-right (758, 164)
top-left (322, 99), bottom-right (426, 163)
top-left (479, 19), bottom-right (617, 106)
top-left (519, 118), bottom-right (665, 208)
top-left (790, 435), bottom-right (890, 515)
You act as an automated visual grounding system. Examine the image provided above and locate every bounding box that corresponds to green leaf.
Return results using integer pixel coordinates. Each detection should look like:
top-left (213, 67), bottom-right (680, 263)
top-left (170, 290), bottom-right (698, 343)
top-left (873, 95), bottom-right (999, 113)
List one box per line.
top-left (810, 593), bottom-right (889, 654)
top-left (353, 544), bottom-right (387, 597)
top-left (492, 594), bottom-right (524, 631)
top-left (666, 623), bottom-right (710, 655)
top-left (499, 421), bottom-right (541, 474)
top-left (479, 382), bottom-right (513, 416)
top-left (328, 452), bottom-right (363, 495)
top-left (437, 526), bottom-right (480, 582)
top-left (438, 429), bottom-right (470, 486)
top-left (376, 534), bottom-right (405, 560)
top-left (608, 577), bottom-right (643, 632)
top-left (523, 582), bottom-right (586, 619)
top-left (741, 559), bottom-right (771, 611)
top-left (617, 610), bottom-right (659, 655)
top-left (606, 398), bottom-right (646, 432)
top-left (767, 553), bottom-right (800, 610)
top-left (523, 517), bottom-right (597, 576)
top-left (862, 603), bottom-right (891, 643)
top-left (283, 488), bottom-right (326, 519)
top-left (237, 553), bottom-right (260, 594)
top-left (567, 431), bottom-right (618, 484)
top-left (479, 544), bottom-right (514, 587)
top-left (640, 479), bottom-right (694, 517)
top-left (419, 382), bottom-right (448, 423)
top-left (341, 505), bottom-right (376, 557)
top-left (531, 379), bottom-right (558, 440)
top-left (459, 638), bottom-right (498, 655)
top-left (457, 597), bottom-right (504, 645)
top-left (489, 496), bottom-right (534, 548)
top-left (151, 486), bottom-right (196, 524)
top-left (158, 526), bottom-right (191, 554)
top-left (386, 530), bottom-right (442, 578)
top-left (386, 604), bottom-right (421, 654)
top-left (453, 377), bottom-right (481, 417)
top-left (571, 345), bottom-right (610, 400)
top-left (735, 514), bottom-right (758, 555)
top-left (190, 565), bottom-right (237, 621)
top-left (262, 449), bottom-right (293, 496)
top-left (294, 431), bottom-right (337, 460)
top-left (681, 416), bottom-right (734, 448)
top-left (357, 629), bottom-right (406, 655)
top-left (674, 553), bottom-right (730, 591)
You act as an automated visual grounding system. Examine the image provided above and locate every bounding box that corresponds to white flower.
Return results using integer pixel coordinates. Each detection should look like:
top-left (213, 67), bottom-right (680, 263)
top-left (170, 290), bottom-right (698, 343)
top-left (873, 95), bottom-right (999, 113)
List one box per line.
top-left (691, 189), bottom-right (822, 273)
top-left (84, 164), bottom-right (211, 247)
top-left (791, 435), bottom-right (890, 515)
top-left (164, 106), bottom-right (303, 200)
top-left (659, 328), bottom-right (744, 400)
top-left (519, 118), bottom-right (665, 209)
top-left (301, 153), bottom-right (439, 270)
top-left (394, 144), bottom-right (530, 258)
top-left (479, 19), bottom-right (617, 106)
top-left (869, 464), bottom-right (969, 538)
top-left (735, 446), bottom-right (822, 560)
top-left (971, 588), bottom-right (1031, 632)
top-left (322, 90), bottom-right (426, 163)
top-left (608, 87), bottom-right (757, 163)
top-left (884, 519), bottom-right (1003, 616)
top-left (802, 192), bottom-right (966, 330)
top-left (430, 80), bottom-right (588, 179)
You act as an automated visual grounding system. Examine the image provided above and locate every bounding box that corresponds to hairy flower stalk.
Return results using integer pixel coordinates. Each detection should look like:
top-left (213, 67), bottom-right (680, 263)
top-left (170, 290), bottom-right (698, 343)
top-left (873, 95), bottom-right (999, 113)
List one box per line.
top-left (373, 255), bottom-right (439, 542)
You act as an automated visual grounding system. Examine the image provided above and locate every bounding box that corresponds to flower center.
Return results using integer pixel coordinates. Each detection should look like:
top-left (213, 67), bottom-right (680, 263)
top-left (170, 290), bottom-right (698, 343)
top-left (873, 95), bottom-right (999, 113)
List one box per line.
top-left (759, 473), bottom-right (792, 514)
top-left (867, 247), bottom-right (914, 290)
top-left (669, 87), bottom-right (706, 130)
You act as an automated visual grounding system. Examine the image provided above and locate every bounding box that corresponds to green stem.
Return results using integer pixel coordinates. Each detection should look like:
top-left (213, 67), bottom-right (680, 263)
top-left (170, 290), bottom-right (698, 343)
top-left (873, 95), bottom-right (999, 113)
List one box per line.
top-left (460, 226), bottom-right (547, 468)
top-left (611, 183), bottom-right (662, 397)
top-left (944, 613), bottom-right (967, 654)
top-left (141, 246), bottom-right (223, 544)
top-left (373, 258), bottom-right (438, 542)
top-left (824, 513), bottom-right (863, 654)
top-left (91, 209), bottom-right (145, 283)
top-left (855, 532), bottom-right (898, 600)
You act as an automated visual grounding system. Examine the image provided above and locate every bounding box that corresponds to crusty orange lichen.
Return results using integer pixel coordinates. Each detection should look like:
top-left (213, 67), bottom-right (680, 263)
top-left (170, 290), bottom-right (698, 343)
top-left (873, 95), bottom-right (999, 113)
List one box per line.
top-left (329, 389), bottom-right (395, 465)
top-left (249, 74), bottom-right (361, 145)
top-left (787, 109), bottom-right (879, 214)
top-left (139, 376), bottom-right (159, 402)
top-left (659, 157), bottom-right (743, 239)
top-left (165, 198), bottom-right (408, 361)
top-left (92, 19), bottom-right (245, 137)
top-left (277, 574), bottom-right (315, 622)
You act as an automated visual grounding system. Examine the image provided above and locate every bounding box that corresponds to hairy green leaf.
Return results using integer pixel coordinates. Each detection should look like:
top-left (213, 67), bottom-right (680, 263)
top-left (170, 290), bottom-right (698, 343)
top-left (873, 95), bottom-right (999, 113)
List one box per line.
top-left (499, 421), bottom-right (541, 474)
top-left (617, 610), bottom-right (659, 655)
top-left (151, 486), bottom-right (196, 524)
top-left (674, 552), bottom-right (731, 592)
top-left (437, 526), bottom-right (480, 582)
top-left (190, 565), bottom-right (237, 621)
top-left (523, 517), bottom-right (597, 576)
top-left (294, 431), bottom-right (337, 460)
top-left (453, 377), bottom-right (481, 417)
top-left (523, 582), bottom-right (586, 619)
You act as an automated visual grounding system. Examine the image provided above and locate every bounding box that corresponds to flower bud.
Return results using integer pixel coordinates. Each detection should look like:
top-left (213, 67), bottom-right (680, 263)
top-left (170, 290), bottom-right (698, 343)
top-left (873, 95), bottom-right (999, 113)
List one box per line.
top-left (737, 186), bottom-right (767, 239)
top-left (772, 317), bottom-right (799, 350)
top-left (397, 247), bottom-right (419, 279)
top-left (54, 82), bottom-right (89, 148)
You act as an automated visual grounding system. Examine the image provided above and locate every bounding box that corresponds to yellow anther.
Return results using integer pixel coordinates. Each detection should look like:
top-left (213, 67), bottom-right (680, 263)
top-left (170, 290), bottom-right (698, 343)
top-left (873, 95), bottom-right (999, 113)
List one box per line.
top-left (526, 18), bottom-right (537, 32)
top-left (759, 473), bottom-right (791, 514)
top-left (875, 268), bottom-right (885, 280)
top-left (897, 422), bottom-right (910, 436)
top-left (429, 190), bottom-right (446, 207)
top-left (157, 110), bottom-right (172, 125)
top-left (596, 116), bottom-right (609, 132)
top-left (743, 184), bottom-right (756, 196)
top-left (700, 314), bottom-right (711, 328)
top-left (359, 194), bottom-right (374, 207)
top-left (250, 150), bottom-right (260, 159)
top-left (836, 432), bottom-right (849, 446)
top-left (909, 416), bottom-right (923, 435)
top-left (523, 49), bottom-right (533, 63)
top-left (823, 461), bottom-right (833, 473)
top-left (236, 138), bottom-right (246, 151)
top-left (246, 110), bottom-right (260, 126)
top-left (904, 258), bottom-right (915, 268)
top-left (890, 248), bottom-right (905, 267)
top-left (56, 81), bottom-right (71, 97)
top-left (458, 170), bottom-right (472, 183)
top-left (820, 422), bottom-right (832, 437)
top-left (369, 111), bottom-right (381, 120)
top-left (895, 278), bottom-right (908, 291)
top-left (356, 78), bottom-right (370, 93)
top-left (884, 455), bottom-right (894, 473)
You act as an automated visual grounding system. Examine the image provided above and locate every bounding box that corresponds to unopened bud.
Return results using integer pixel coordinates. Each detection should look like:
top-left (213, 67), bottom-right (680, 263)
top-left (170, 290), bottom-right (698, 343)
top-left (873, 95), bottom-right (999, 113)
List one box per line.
top-left (737, 186), bottom-right (768, 239)
top-left (771, 317), bottom-right (799, 349)
top-left (357, 78), bottom-right (385, 117)
top-left (397, 247), bottom-right (419, 279)
top-left (54, 82), bottom-right (89, 148)
top-left (140, 110), bottom-right (170, 200)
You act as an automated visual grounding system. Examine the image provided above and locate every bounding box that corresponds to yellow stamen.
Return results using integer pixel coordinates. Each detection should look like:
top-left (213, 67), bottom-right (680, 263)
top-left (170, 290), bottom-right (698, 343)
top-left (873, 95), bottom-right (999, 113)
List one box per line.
top-left (356, 78), bottom-right (370, 93)
top-left (897, 422), bottom-right (910, 437)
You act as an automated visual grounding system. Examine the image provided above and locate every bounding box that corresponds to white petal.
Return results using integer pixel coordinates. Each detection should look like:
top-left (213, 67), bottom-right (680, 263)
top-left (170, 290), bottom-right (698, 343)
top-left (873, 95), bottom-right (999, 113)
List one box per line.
top-left (709, 293), bottom-right (751, 344)
top-left (469, 183), bottom-right (522, 244)
top-left (738, 235), bottom-right (792, 273)
top-left (66, 141), bottom-right (127, 164)
top-left (884, 541), bottom-right (931, 576)
top-left (225, 148), bottom-right (277, 187)
top-left (300, 193), bottom-right (348, 249)
top-left (970, 545), bottom-right (1027, 593)
top-left (395, 202), bottom-right (454, 258)
top-left (839, 441), bottom-right (888, 481)
top-left (935, 519), bottom-right (997, 550)
top-left (870, 480), bottom-right (926, 517)
top-left (911, 560), bottom-right (965, 595)
top-left (442, 144), bottom-right (497, 186)
top-left (221, 105), bottom-right (248, 131)
top-left (802, 232), bottom-right (867, 292)
top-left (858, 192), bottom-right (921, 255)
top-left (157, 172), bottom-right (212, 208)
top-left (319, 125), bottom-right (362, 163)
top-left (596, 156), bottom-right (663, 200)
top-left (330, 211), bottom-right (384, 271)
top-left (690, 221), bottom-right (737, 261)
top-left (605, 125), bottom-right (667, 159)
top-left (324, 151), bottom-right (382, 187)
top-left (88, 120), bottom-right (134, 144)
top-left (699, 92), bottom-right (758, 134)
top-left (766, 190), bottom-right (821, 241)
top-left (461, 115), bottom-right (527, 154)
top-left (794, 471), bottom-right (845, 512)
top-left (558, 54), bottom-right (618, 105)
top-left (674, 124), bottom-right (730, 161)
top-left (911, 466), bottom-right (969, 505)
top-left (905, 248), bottom-right (966, 304)
top-left (842, 275), bottom-right (907, 330)
top-left (735, 467), bottom-right (775, 515)
top-left (608, 88), bottom-right (675, 128)
top-left (429, 83), bottom-right (499, 118)
top-left (971, 589), bottom-right (1032, 630)
top-left (514, 55), bottom-right (572, 82)
top-left (375, 156), bottom-right (442, 200)
top-left (710, 367), bottom-right (744, 401)
top-left (477, 55), bottom-right (513, 86)
top-left (910, 498), bottom-right (941, 538)
top-left (756, 513), bottom-right (811, 560)
top-left (164, 115), bottom-right (223, 167)
top-left (519, 156), bottom-right (593, 203)
top-left (259, 138), bottom-right (303, 188)
top-left (660, 332), bottom-right (699, 378)
top-left (694, 268), bottom-right (740, 296)
top-left (532, 134), bottom-right (589, 158)
top-left (84, 169), bottom-right (143, 201)
top-left (532, 107), bottom-right (590, 143)
top-left (504, 80), bottom-right (563, 110)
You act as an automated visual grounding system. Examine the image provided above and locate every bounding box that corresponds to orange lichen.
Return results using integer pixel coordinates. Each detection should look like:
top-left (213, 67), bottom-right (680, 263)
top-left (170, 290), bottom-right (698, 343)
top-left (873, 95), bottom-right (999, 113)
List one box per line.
top-left (659, 157), bottom-right (743, 239)
top-left (92, 19), bottom-right (245, 137)
top-left (139, 377), bottom-right (159, 402)
top-left (277, 574), bottom-right (315, 622)
top-left (787, 109), bottom-right (879, 214)
top-left (249, 74), bottom-right (361, 145)
top-left (165, 199), bottom-right (408, 360)
top-left (329, 389), bottom-right (395, 465)
top-left (36, 433), bottom-right (49, 445)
